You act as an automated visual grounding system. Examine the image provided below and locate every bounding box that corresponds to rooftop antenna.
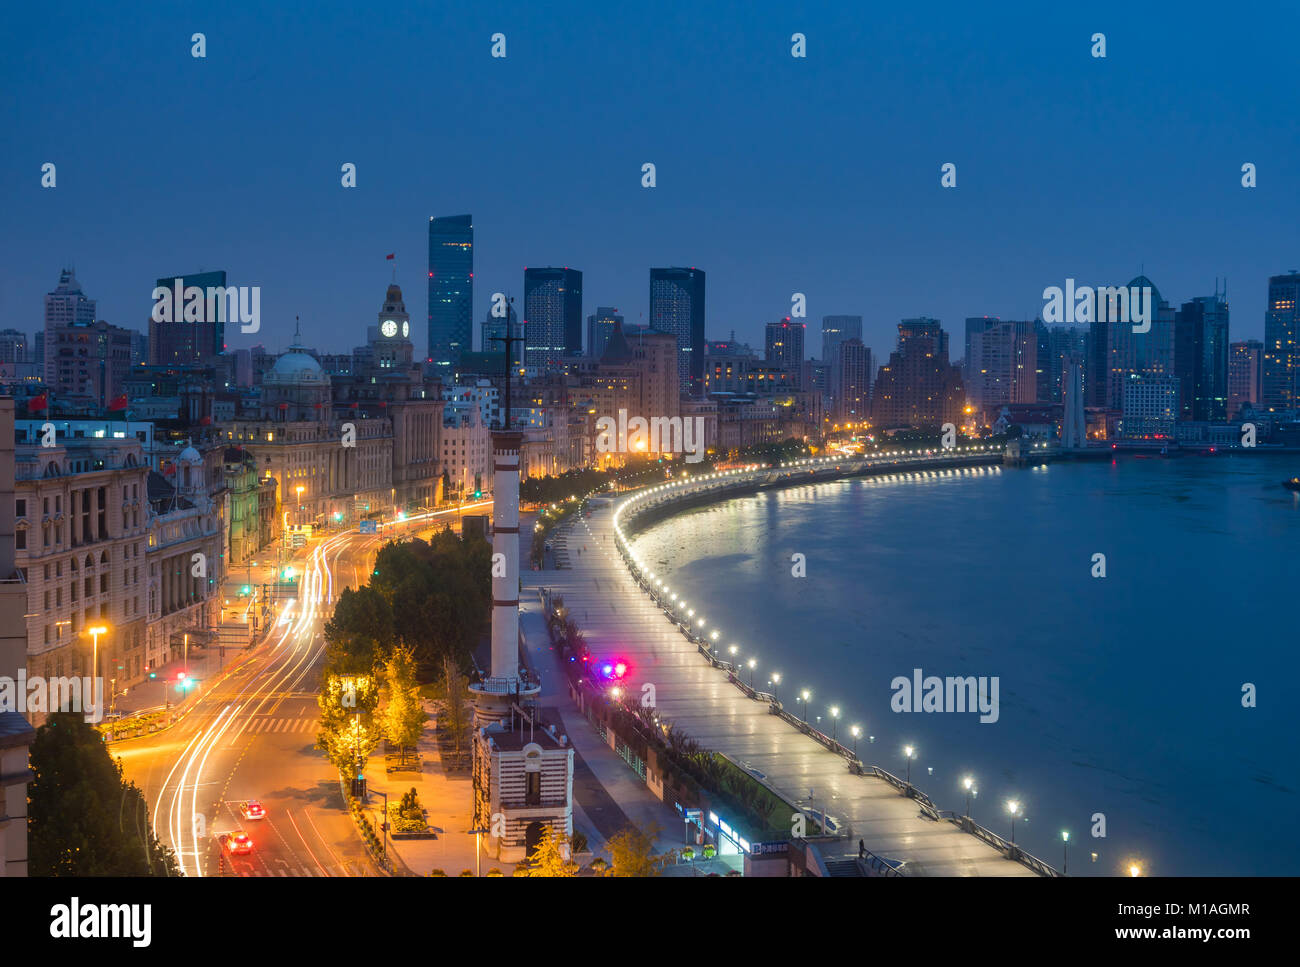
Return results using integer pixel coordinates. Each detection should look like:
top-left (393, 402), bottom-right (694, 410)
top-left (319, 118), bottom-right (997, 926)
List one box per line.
top-left (487, 294), bottom-right (522, 430)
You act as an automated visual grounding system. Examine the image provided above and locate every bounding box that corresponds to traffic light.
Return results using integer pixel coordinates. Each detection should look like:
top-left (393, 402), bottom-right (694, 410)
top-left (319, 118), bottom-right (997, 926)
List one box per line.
top-left (240, 585), bottom-right (252, 596)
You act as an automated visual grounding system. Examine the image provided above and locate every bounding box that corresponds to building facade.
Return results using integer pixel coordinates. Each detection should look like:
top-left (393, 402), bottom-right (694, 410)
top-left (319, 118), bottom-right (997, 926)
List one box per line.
top-left (649, 267), bottom-right (706, 396)
top-left (428, 214), bottom-right (474, 370)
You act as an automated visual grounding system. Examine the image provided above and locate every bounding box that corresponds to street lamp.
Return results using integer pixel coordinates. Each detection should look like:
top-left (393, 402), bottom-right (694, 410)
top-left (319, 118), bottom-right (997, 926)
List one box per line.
top-left (296, 485), bottom-right (305, 525)
top-left (1061, 830), bottom-right (1070, 874)
top-left (747, 658), bottom-right (756, 689)
top-left (962, 775), bottom-right (976, 818)
top-left (800, 689), bottom-right (811, 722)
top-left (770, 672), bottom-right (781, 704)
top-left (1006, 800), bottom-right (1021, 847)
top-left (850, 724), bottom-right (860, 757)
top-left (903, 745), bottom-right (915, 785)
top-left (88, 625), bottom-right (108, 717)
top-left (1128, 862), bottom-right (1143, 877)
top-left (830, 706), bottom-right (840, 742)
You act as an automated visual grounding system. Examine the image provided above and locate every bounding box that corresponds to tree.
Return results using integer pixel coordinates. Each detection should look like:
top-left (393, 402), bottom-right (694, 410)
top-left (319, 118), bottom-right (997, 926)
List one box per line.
top-left (316, 672), bottom-right (382, 781)
top-left (516, 827), bottom-right (578, 877)
top-left (28, 712), bottom-right (179, 876)
top-left (382, 646), bottom-right (427, 763)
top-left (607, 824), bottom-right (672, 877)
top-left (440, 656), bottom-right (471, 756)
top-left (323, 585), bottom-right (394, 676)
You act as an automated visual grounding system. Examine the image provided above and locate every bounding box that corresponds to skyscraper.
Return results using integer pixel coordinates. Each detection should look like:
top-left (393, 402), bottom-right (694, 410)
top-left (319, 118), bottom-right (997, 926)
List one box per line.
top-left (586, 307), bottom-right (623, 359)
top-left (428, 214), bottom-right (473, 370)
top-left (1228, 339), bottom-right (1264, 418)
top-left (1173, 292), bottom-right (1229, 422)
top-left (822, 315), bottom-right (863, 414)
top-left (1263, 271), bottom-right (1300, 413)
top-left (835, 338), bottom-right (871, 424)
top-left (44, 268), bottom-right (96, 385)
top-left (871, 318), bottom-right (965, 428)
top-left (1091, 276), bottom-right (1174, 410)
top-left (764, 319), bottom-right (806, 388)
top-left (523, 267), bottom-right (582, 374)
top-left (148, 270), bottom-right (226, 367)
top-left (649, 267), bottom-right (705, 396)
top-left (966, 319), bottom-right (1038, 412)
top-left (822, 315), bottom-right (862, 365)
top-left (481, 301), bottom-right (522, 366)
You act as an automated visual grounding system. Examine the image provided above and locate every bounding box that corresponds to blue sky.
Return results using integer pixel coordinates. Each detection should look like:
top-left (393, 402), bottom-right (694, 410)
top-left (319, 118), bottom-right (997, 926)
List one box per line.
top-left (4, 0), bottom-right (1297, 361)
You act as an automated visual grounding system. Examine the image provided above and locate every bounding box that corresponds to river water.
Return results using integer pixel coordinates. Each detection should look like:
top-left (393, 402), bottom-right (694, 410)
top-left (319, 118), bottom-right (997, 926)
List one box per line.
top-left (629, 454), bottom-right (1300, 875)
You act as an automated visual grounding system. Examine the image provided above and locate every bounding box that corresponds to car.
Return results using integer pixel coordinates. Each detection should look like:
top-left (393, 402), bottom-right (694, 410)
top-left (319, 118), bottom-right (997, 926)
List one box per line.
top-left (240, 800), bottom-right (265, 821)
top-left (224, 831), bottom-right (254, 855)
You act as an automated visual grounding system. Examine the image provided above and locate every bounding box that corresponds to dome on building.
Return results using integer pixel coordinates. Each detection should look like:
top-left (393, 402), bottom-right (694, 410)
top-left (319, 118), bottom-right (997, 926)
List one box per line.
top-left (179, 444), bottom-right (202, 464)
top-left (267, 349), bottom-right (328, 383)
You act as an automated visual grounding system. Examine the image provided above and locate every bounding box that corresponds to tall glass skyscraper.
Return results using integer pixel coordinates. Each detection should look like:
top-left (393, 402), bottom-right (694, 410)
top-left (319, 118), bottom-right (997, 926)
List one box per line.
top-left (1173, 292), bottom-right (1229, 422)
top-left (649, 267), bottom-right (705, 395)
top-left (427, 214), bottom-right (473, 369)
top-left (522, 267), bottom-right (582, 373)
top-left (1263, 271), bottom-right (1300, 413)
top-left (587, 306), bottom-right (623, 358)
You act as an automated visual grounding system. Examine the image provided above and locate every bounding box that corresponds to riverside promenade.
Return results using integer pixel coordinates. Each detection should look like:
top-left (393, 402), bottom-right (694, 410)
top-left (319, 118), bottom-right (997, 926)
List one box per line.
top-left (522, 449), bottom-right (1046, 876)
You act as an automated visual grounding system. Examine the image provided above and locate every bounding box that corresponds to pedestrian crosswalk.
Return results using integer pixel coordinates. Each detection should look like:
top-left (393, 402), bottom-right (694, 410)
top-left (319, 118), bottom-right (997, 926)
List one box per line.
top-left (238, 717), bottom-right (318, 734)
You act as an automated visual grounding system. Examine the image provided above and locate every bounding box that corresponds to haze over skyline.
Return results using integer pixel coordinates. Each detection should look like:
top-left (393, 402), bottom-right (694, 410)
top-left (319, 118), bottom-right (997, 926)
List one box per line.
top-left (4, 1), bottom-right (1297, 359)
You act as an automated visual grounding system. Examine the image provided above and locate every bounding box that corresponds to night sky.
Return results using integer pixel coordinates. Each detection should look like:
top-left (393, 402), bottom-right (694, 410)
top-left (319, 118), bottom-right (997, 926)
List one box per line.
top-left (4, 1), bottom-right (1297, 361)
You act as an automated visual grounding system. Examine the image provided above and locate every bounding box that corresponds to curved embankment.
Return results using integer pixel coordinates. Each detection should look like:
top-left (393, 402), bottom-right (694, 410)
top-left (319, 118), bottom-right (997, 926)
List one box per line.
top-left (601, 444), bottom-right (1060, 877)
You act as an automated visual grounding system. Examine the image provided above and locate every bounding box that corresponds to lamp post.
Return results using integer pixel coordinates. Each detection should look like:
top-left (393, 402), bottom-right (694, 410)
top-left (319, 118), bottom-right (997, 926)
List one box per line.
top-left (468, 827), bottom-right (489, 877)
top-left (962, 775), bottom-right (976, 818)
top-left (771, 672), bottom-right (781, 705)
top-left (88, 625), bottom-right (108, 718)
top-left (296, 485), bottom-right (305, 526)
top-left (1061, 830), bottom-right (1070, 874)
top-left (850, 724), bottom-right (860, 758)
top-left (1007, 800), bottom-right (1021, 848)
top-left (747, 658), bottom-right (756, 689)
top-left (903, 745), bottom-right (915, 785)
top-left (830, 706), bottom-right (840, 743)
top-left (800, 689), bottom-right (811, 723)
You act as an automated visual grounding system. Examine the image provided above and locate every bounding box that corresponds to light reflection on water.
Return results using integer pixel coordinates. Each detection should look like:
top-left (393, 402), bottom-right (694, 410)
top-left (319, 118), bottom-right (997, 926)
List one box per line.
top-left (630, 455), bottom-right (1300, 875)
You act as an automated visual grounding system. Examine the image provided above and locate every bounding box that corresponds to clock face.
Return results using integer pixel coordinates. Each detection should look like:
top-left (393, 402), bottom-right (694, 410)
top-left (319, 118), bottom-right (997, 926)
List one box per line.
top-left (381, 319), bottom-right (397, 337)
top-left (401, 321), bottom-right (409, 338)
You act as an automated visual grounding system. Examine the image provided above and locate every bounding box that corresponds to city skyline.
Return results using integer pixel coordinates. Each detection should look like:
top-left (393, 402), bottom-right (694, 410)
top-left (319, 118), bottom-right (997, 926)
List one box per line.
top-left (5, 4), bottom-right (1297, 362)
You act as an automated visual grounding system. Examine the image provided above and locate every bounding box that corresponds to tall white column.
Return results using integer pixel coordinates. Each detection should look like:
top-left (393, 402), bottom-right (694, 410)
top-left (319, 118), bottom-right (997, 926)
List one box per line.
top-left (489, 431), bottom-right (522, 682)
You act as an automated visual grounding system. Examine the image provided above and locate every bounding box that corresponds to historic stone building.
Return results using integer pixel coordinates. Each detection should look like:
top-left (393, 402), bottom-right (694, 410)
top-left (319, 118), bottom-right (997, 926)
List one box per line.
top-left (229, 324), bottom-right (392, 526)
top-left (13, 420), bottom-right (152, 720)
top-left (144, 444), bottom-right (224, 674)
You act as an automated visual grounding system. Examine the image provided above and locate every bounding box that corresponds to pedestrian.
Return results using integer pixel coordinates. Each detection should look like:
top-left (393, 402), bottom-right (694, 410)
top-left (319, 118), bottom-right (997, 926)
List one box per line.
top-left (859, 838), bottom-right (865, 858)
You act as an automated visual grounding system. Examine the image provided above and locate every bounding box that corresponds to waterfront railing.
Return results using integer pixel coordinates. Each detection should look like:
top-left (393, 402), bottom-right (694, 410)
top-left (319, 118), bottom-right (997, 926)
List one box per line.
top-left (601, 446), bottom-right (1065, 878)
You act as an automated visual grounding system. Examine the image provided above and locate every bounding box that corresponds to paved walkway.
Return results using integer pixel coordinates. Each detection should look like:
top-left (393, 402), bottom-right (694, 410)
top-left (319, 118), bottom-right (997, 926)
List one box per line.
top-left (523, 501), bottom-right (1037, 877)
top-left (363, 698), bottom-right (485, 876)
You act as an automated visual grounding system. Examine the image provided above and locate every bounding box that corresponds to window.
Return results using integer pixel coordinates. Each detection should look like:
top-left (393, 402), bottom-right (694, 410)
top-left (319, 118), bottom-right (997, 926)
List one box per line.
top-left (15, 529), bottom-right (24, 550)
top-left (15, 499), bottom-right (25, 518)
top-left (525, 771), bottom-right (541, 806)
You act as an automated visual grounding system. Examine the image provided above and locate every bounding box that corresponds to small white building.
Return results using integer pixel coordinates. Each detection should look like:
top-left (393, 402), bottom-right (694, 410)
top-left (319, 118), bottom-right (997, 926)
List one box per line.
top-left (471, 715), bottom-right (575, 863)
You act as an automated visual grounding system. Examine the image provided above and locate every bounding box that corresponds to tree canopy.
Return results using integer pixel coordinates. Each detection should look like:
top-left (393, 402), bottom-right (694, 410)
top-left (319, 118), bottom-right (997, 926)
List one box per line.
top-left (28, 712), bottom-right (179, 876)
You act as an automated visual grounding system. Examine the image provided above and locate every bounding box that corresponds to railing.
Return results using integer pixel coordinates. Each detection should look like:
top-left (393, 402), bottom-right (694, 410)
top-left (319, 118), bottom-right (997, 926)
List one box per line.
top-left (599, 447), bottom-right (1067, 878)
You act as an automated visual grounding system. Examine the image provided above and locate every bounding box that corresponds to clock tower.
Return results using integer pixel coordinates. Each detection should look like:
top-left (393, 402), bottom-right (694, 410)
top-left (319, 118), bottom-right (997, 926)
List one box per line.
top-left (372, 282), bottom-right (414, 368)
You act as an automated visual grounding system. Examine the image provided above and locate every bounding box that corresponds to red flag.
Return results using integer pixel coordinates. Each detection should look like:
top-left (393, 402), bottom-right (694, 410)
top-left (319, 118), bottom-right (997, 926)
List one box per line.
top-left (28, 393), bottom-right (47, 411)
top-left (385, 253), bottom-right (395, 260)
top-left (199, 415), bottom-right (212, 426)
top-left (108, 394), bottom-right (128, 411)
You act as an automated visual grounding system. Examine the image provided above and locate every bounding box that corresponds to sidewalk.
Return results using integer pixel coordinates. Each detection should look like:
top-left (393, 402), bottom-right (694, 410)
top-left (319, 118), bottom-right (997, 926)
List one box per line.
top-left (362, 698), bottom-right (485, 876)
top-left (519, 603), bottom-right (685, 859)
